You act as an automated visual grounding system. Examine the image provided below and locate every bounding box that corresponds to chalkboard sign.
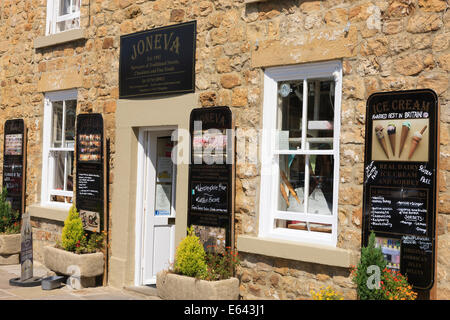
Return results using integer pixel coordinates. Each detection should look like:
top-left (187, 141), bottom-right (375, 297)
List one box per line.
top-left (188, 107), bottom-right (234, 253)
top-left (362, 89), bottom-right (438, 290)
top-left (75, 114), bottom-right (105, 233)
top-left (2, 119), bottom-right (26, 214)
top-left (119, 21), bottom-right (196, 98)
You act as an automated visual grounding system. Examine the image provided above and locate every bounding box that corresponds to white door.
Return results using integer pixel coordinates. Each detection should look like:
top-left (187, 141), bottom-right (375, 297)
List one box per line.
top-left (140, 130), bottom-right (176, 285)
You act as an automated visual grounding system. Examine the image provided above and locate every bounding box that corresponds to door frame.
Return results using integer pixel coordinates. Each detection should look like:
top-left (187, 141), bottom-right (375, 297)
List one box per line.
top-left (134, 125), bottom-right (177, 286)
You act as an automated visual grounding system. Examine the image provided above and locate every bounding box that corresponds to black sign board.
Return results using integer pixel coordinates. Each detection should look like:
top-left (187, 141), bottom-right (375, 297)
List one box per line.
top-left (362, 89), bottom-right (439, 290)
top-left (75, 114), bottom-right (105, 233)
top-left (188, 107), bottom-right (234, 253)
top-left (20, 213), bottom-right (33, 281)
top-left (2, 119), bottom-right (26, 214)
top-left (119, 21), bottom-right (196, 98)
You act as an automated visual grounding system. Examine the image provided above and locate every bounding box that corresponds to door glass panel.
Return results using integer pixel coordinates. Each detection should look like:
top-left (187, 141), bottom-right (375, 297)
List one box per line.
top-left (154, 136), bottom-right (174, 216)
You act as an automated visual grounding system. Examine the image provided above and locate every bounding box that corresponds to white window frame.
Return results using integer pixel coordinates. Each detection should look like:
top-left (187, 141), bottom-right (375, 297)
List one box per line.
top-left (46, 0), bottom-right (81, 36)
top-left (41, 89), bottom-right (77, 209)
top-left (258, 61), bottom-right (342, 247)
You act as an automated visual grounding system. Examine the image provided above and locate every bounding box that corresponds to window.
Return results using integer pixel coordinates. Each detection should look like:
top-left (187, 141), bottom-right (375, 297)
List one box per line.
top-left (46, 0), bottom-right (81, 35)
top-left (259, 61), bottom-right (342, 246)
top-left (41, 90), bottom-right (77, 207)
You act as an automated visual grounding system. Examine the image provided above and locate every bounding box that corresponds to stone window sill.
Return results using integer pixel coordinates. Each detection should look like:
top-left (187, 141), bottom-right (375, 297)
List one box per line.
top-left (28, 203), bottom-right (68, 223)
top-left (236, 235), bottom-right (357, 268)
top-left (34, 29), bottom-right (86, 49)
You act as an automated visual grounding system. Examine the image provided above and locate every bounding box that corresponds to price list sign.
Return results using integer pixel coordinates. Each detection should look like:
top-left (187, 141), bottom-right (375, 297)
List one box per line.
top-left (187, 107), bottom-right (234, 253)
top-left (2, 119), bottom-right (26, 214)
top-left (75, 114), bottom-right (106, 233)
top-left (362, 89), bottom-right (439, 291)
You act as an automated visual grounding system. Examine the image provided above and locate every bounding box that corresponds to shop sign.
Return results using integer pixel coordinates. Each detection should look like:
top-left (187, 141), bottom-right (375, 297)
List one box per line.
top-left (362, 89), bottom-right (439, 290)
top-left (20, 213), bottom-right (33, 281)
top-left (119, 21), bottom-right (196, 98)
top-left (75, 114), bottom-right (106, 233)
top-left (188, 107), bottom-right (235, 253)
top-left (2, 119), bottom-right (26, 214)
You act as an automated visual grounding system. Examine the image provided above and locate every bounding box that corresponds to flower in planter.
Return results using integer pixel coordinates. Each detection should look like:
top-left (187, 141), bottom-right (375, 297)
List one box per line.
top-left (203, 246), bottom-right (240, 281)
top-left (0, 188), bottom-right (20, 234)
top-left (380, 268), bottom-right (417, 300)
top-left (310, 286), bottom-right (344, 300)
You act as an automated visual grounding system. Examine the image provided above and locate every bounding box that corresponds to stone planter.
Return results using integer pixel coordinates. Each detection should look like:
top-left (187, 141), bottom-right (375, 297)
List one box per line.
top-left (156, 271), bottom-right (240, 300)
top-left (0, 234), bottom-right (21, 265)
top-left (43, 246), bottom-right (104, 289)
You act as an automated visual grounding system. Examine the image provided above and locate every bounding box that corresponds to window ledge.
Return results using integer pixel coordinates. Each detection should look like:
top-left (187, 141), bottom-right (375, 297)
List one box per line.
top-left (236, 235), bottom-right (357, 268)
top-left (34, 29), bottom-right (86, 49)
top-left (28, 203), bottom-right (69, 223)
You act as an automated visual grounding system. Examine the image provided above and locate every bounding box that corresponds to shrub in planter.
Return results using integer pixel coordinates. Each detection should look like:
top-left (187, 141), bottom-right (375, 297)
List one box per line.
top-left (45, 205), bottom-right (105, 288)
top-left (0, 187), bottom-right (20, 235)
top-left (0, 188), bottom-right (21, 265)
top-left (351, 232), bottom-right (416, 300)
top-left (58, 205), bottom-right (105, 254)
top-left (351, 232), bottom-right (386, 300)
top-left (173, 226), bottom-right (208, 278)
top-left (157, 226), bottom-right (240, 300)
top-left (61, 205), bottom-right (84, 252)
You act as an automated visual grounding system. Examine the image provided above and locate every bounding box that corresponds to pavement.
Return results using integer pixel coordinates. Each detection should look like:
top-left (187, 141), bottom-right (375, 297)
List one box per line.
top-left (0, 262), bottom-right (161, 300)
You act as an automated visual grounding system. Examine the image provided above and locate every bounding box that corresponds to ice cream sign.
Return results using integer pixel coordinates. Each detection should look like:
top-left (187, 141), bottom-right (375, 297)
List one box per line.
top-left (362, 89), bottom-right (439, 291)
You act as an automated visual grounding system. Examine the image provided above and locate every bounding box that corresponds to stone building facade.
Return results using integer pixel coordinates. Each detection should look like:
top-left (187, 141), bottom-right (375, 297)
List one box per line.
top-left (0, 0), bottom-right (448, 299)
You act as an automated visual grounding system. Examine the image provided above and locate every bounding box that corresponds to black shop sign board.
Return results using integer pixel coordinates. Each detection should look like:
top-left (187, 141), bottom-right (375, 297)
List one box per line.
top-left (119, 21), bottom-right (196, 98)
top-left (362, 89), bottom-right (439, 290)
top-left (75, 114), bottom-right (105, 233)
top-left (187, 107), bottom-right (235, 253)
top-left (2, 119), bottom-right (26, 214)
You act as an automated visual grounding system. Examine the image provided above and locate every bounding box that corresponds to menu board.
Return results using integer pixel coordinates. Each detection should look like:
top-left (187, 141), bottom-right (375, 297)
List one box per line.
top-left (188, 107), bottom-right (234, 253)
top-left (75, 114), bottom-right (105, 233)
top-left (119, 21), bottom-right (196, 98)
top-left (362, 89), bottom-right (438, 291)
top-left (2, 119), bottom-right (26, 214)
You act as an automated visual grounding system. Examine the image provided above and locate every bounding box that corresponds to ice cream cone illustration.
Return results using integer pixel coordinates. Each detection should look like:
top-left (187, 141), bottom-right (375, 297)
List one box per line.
top-left (399, 121), bottom-right (411, 157)
top-left (387, 123), bottom-right (396, 156)
top-left (375, 125), bottom-right (389, 159)
top-left (408, 125), bottom-right (427, 160)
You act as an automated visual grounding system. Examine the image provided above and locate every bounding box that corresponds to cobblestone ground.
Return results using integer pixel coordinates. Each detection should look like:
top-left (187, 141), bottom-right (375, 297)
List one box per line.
top-left (0, 263), bottom-right (161, 300)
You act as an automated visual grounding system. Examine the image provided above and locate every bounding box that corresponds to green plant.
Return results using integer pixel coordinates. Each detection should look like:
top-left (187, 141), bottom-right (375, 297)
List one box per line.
top-left (61, 205), bottom-right (84, 252)
top-left (203, 246), bottom-right (240, 281)
top-left (381, 268), bottom-right (417, 300)
top-left (310, 286), bottom-right (344, 300)
top-left (350, 231), bottom-right (387, 300)
top-left (173, 226), bottom-right (208, 278)
top-left (0, 187), bottom-right (20, 234)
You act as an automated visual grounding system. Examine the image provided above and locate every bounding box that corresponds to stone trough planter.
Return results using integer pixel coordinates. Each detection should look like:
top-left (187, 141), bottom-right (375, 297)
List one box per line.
top-left (156, 271), bottom-right (240, 300)
top-left (0, 234), bottom-right (21, 265)
top-left (43, 246), bottom-right (104, 289)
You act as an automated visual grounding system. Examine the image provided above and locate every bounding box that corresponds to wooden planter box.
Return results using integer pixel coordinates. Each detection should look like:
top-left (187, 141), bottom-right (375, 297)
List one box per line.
top-left (43, 246), bottom-right (104, 289)
top-left (0, 234), bottom-right (21, 265)
top-left (156, 271), bottom-right (240, 300)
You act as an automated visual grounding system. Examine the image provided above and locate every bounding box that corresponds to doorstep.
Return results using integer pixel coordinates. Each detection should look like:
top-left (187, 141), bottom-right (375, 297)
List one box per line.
top-left (124, 285), bottom-right (161, 300)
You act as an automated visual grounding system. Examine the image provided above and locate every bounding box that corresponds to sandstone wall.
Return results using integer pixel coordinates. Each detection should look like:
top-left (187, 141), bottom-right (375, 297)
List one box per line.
top-left (0, 0), bottom-right (448, 299)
